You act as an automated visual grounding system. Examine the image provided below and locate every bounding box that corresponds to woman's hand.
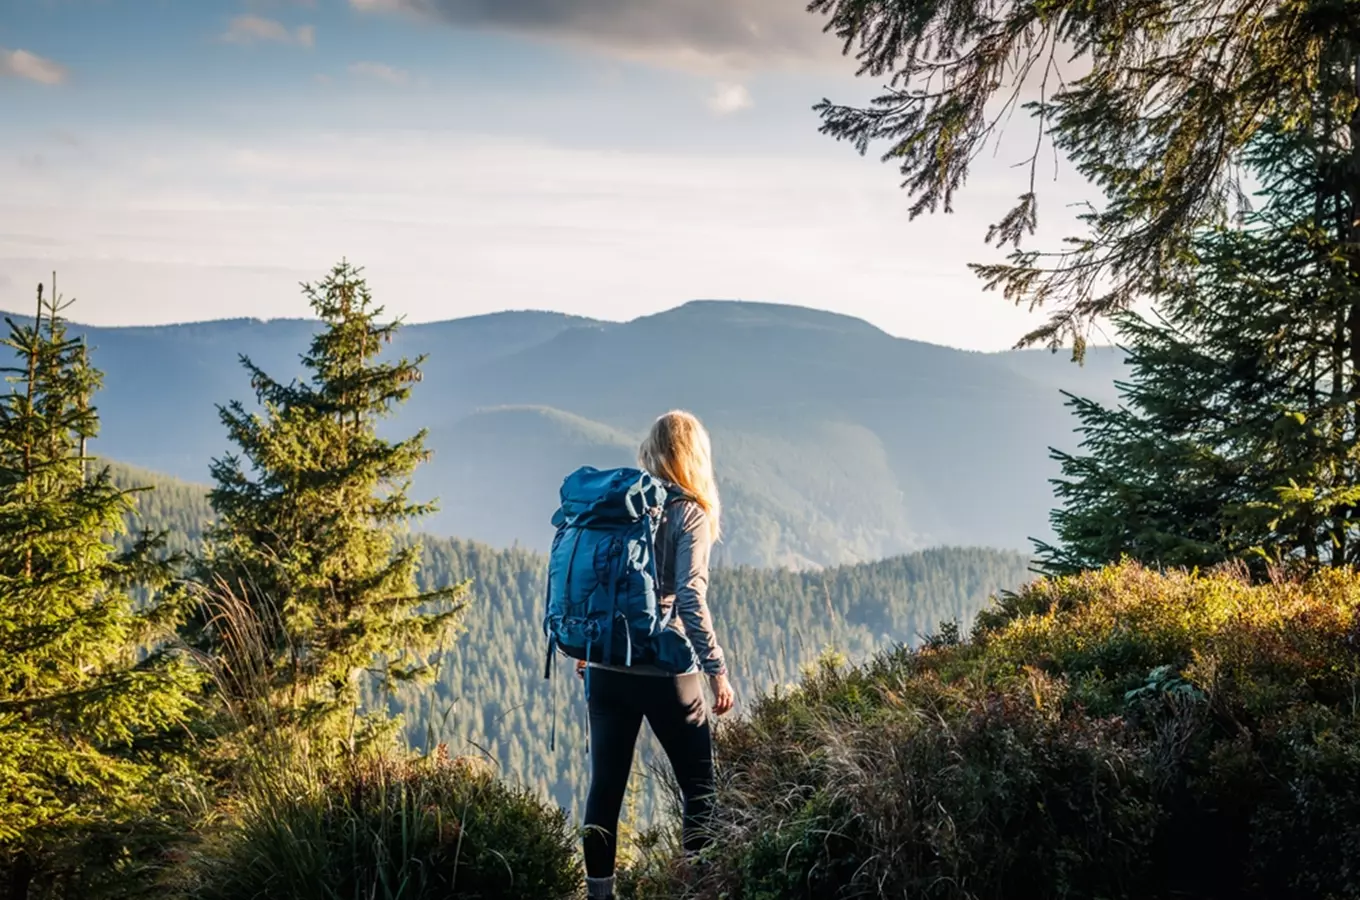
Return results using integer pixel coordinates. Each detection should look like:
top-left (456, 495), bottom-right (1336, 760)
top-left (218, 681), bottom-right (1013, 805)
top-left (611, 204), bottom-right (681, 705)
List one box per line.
top-left (709, 673), bottom-right (735, 716)
top-left (575, 659), bottom-right (587, 680)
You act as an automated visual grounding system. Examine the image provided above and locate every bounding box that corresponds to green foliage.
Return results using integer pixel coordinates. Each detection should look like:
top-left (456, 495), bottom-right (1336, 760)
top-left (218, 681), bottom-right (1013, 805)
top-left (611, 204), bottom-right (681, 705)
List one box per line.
top-left (102, 462), bottom-right (1032, 822)
top-left (809, 0), bottom-right (1360, 350)
top-left (197, 261), bottom-right (467, 748)
top-left (174, 525), bottom-right (575, 900)
top-left (182, 748), bottom-right (580, 900)
top-left (105, 460), bottom-right (213, 560)
top-left (0, 282), bottom-right (200, 897)
top-left (1039, 126), bottom-right (1360, 574)
top-left (363, 539), bottom-right (1032, 821)
top-left (630, 563), bottom-right (1360, 899)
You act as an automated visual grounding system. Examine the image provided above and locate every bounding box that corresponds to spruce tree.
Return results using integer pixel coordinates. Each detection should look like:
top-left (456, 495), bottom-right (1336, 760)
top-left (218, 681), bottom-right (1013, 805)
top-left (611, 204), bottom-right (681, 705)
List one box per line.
top-left (0, 280), bottom-right (199, 897)
top-left (1039, 127), bottom-right (1360, 573)
top-left (809, 0), bottom-right (1360, 354)
top-left (200, 260), bottom-right (464, 750)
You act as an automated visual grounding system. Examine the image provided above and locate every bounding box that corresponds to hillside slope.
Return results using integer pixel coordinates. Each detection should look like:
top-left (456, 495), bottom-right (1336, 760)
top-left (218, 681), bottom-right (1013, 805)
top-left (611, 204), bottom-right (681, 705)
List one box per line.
top-left (7, 300), bottom-right (1124, 566)
top-left (632, 564), bottom-right (1360, 899)
top-left (109, 461), bottom-right (1035, 814)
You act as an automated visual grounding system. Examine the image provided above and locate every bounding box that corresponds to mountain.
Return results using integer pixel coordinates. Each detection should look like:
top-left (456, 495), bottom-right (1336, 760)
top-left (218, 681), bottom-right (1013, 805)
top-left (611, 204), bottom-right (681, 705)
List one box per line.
top-left (991, 345), bottom-right (1129, 409)
top-left (8, 300), bottom-right (1125, 566)
top-left (105, 460), bottom-right (1036, 816)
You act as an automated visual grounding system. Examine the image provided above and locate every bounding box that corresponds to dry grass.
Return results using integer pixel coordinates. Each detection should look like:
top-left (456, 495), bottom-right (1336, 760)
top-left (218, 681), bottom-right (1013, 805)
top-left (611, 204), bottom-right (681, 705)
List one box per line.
top-left (625, 562), bottom-right (1360, 900)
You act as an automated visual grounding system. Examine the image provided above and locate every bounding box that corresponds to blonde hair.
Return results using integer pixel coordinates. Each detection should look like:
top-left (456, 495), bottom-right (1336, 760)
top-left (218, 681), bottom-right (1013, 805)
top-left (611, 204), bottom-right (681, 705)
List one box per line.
top-left (639, 410), bottom-right (721, 542)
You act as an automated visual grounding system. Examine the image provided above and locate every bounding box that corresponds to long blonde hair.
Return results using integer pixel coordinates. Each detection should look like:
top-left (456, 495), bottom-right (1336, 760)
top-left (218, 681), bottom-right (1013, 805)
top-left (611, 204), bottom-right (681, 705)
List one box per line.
top-left (639, 410), bottom-right (721, 542)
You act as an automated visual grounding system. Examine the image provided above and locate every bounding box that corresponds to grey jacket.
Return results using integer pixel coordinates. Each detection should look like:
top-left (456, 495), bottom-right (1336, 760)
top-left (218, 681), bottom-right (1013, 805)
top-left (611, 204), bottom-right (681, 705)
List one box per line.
top-left (591, 494), bottom-right (727, 677)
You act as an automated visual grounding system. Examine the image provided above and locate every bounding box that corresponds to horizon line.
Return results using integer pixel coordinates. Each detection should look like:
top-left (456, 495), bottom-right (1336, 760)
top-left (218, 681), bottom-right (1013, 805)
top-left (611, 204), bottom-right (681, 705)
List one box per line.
top-left (0, 297), bottom-right (1116, 355)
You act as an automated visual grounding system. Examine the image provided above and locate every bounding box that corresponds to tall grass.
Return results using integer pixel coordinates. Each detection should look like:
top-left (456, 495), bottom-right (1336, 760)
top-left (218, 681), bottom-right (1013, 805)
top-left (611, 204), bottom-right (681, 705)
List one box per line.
top-left (626, 562), bottom-right (1360, 900)
top-left (171, 580), bottom-right (581, 900)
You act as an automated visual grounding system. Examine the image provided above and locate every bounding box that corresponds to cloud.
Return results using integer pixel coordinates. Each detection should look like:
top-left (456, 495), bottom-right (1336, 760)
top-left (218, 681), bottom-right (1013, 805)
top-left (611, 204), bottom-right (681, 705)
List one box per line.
top-left (51, 128), bottom-right (84, 149)
top-left (348, 62), bottom-right (409, 85)
top-left (0, 127), bottom-right (1087, 348)
top-left (0, 49), bottom-right (68, 85)
top-left (347, 0), bottom-right (841, 71)
top-left (707, 82), bottom-right (753, 115)
top-left (221, 15), bottom-right (315, 47)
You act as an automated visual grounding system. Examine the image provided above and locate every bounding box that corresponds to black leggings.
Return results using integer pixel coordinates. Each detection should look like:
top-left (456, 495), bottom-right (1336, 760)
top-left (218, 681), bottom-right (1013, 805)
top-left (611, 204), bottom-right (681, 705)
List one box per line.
top-left (582, 668), bottom-right (715, 877)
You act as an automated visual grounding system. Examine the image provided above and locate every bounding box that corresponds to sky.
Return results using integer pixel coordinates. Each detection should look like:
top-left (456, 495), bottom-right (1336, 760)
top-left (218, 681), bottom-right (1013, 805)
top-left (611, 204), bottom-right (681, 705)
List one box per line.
top-left (1, 0), bottom-right (1100, 351)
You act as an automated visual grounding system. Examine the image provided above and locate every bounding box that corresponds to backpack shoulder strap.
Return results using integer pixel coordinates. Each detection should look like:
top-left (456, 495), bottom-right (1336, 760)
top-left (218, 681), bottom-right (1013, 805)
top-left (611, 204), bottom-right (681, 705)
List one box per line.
top-left (655, 490), bottom-right (690, 602)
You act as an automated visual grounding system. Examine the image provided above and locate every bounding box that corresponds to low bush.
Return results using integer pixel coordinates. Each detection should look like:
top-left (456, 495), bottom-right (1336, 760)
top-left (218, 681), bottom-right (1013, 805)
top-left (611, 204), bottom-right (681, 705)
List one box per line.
top-left (627, 562), bottom-right (1360, 899)
top-left (180, 745), bottom-right (580, 900)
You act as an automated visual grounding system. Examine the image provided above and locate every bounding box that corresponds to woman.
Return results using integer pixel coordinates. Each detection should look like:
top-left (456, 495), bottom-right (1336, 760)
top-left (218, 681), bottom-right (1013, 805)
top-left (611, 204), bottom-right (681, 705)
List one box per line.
top-left (577, 409), bottom-right (735, 900)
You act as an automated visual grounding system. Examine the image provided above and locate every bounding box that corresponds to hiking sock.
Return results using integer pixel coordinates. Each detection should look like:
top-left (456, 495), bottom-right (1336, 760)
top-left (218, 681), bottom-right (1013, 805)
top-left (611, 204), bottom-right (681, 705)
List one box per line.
top-left (586, 875), bottom-right (616, 899)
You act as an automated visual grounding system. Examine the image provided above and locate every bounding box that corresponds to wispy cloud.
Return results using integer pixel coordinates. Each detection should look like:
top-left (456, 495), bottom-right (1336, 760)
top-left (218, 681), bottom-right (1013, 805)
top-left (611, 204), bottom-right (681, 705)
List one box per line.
top-left (0, 49), bottom-right (68, 85)
top-left (348, 61), bottom-right (409, 85)
top-left (0, 129), bottom-right (1072, 348)
top-left (707, 82), bottom-right (753, 116)
top-left (222, 15), bottom-right (315, 47)
top-left (348, 0), bottom-right (842, 72)
top-left (51, 128), bottom-right (84, 149)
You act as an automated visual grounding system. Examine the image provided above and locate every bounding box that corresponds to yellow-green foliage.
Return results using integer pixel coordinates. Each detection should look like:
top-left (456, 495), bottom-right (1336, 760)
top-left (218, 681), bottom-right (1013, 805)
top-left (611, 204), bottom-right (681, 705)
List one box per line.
top-left (628, 563), bottom-right (1360, 900)
top-left (197, 262), bottom-right (467, 748)
top-left (0, 291), bottom-right (202, 898)
top-left (977, 563), bottom-right (1360, 716)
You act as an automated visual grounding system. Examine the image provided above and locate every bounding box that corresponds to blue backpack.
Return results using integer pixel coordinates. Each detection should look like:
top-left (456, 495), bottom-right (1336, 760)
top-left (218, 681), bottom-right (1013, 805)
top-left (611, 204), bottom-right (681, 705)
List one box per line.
top-left (542, 466), bottom-right (696, 687)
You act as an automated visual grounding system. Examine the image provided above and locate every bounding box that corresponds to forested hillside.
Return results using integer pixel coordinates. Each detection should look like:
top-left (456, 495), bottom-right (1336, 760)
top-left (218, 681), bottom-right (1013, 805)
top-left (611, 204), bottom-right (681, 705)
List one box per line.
top-left (106, 460), bottom-right (1034, 814)
top-left (42, 301), bottom-right (1123, 567)
top-left (108, 459), bottom-right (214, 557)
top-left (402, 537), bottom-right (1030, 813)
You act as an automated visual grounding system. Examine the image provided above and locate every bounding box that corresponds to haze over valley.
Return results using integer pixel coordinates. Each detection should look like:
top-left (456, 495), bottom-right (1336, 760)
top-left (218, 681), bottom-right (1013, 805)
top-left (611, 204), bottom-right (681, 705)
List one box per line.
top-left (23, 299), bottom-right (1126, 568)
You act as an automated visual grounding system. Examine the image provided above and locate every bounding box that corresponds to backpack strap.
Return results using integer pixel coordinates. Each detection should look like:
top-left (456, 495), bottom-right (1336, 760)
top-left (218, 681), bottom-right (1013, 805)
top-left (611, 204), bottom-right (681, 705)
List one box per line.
top-left (544, 520), bottom-right (582, 754)
top-left (654, 492), bottom-right (691, 630)
top-left (643, 513), bottom-right (666, 633)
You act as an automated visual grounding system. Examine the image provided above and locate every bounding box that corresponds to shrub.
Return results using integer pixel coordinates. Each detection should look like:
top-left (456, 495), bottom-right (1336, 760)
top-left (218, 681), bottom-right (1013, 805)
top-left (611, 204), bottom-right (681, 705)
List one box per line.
top-left (181, 745), bottom-right (580, 900)
top-left (627, 562), bottom-right (1360, 899)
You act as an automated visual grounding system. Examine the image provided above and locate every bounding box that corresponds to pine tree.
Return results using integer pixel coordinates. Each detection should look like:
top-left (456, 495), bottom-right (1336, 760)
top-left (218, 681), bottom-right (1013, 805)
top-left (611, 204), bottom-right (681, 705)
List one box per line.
top-left (1038, 126), bottom-right (1360, 573)
top-left (809, 0), bottom-right (1360, 354)
top-left (199, 260), bottom-right (465, 750)
top-left (0, 280), bottom-right (199, 897)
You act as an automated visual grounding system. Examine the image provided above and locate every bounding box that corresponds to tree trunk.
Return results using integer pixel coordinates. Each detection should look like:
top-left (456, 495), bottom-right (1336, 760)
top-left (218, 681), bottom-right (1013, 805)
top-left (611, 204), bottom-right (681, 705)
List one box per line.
top-left (1340, 52), bottom-right (1360, 565)
top-left (6, 852), bottom-right (34, 900)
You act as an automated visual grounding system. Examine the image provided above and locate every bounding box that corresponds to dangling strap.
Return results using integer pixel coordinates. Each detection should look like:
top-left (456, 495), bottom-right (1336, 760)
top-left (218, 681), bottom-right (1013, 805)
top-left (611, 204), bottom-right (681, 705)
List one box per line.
top-left (584, 638), bottom-right (594, 698)
top-left (549, 668), bottom-right (557, 753)
top-left (545, 634), bottom-right (558, 751)
top-left (583, 638), bottom-right (595, 762)
top-left (583, 664), bottom-right (593, 765)
top-left (544, 536), bottom-right (559, 749)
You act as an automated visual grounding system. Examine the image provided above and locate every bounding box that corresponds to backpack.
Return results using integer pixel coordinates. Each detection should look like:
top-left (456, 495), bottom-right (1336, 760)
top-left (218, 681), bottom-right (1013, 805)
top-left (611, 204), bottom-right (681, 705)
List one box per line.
top-left (542, 466), bottom-right (696, 686)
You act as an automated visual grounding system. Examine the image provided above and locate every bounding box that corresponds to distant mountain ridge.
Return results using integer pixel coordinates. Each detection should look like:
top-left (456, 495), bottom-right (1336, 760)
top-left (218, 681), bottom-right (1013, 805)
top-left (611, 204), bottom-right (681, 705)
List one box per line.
top-left (0, 299), bottom-right (1126, 566)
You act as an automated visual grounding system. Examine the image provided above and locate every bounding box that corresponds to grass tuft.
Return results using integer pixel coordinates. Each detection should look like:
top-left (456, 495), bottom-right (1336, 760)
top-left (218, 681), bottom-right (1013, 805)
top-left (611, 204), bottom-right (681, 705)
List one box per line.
top-left (625, 562), bottom-right (1360, 899)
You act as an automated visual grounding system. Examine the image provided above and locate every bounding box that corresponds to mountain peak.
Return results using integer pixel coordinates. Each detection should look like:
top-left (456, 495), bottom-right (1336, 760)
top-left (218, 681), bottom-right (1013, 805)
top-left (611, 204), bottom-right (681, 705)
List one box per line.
top-left (635, 300), bottom-right (888, 337)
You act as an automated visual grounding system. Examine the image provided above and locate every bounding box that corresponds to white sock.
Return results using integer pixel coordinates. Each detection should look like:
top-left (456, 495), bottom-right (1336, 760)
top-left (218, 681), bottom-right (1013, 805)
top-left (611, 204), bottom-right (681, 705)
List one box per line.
top-left (586, 874), bottom-right (615, 898)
